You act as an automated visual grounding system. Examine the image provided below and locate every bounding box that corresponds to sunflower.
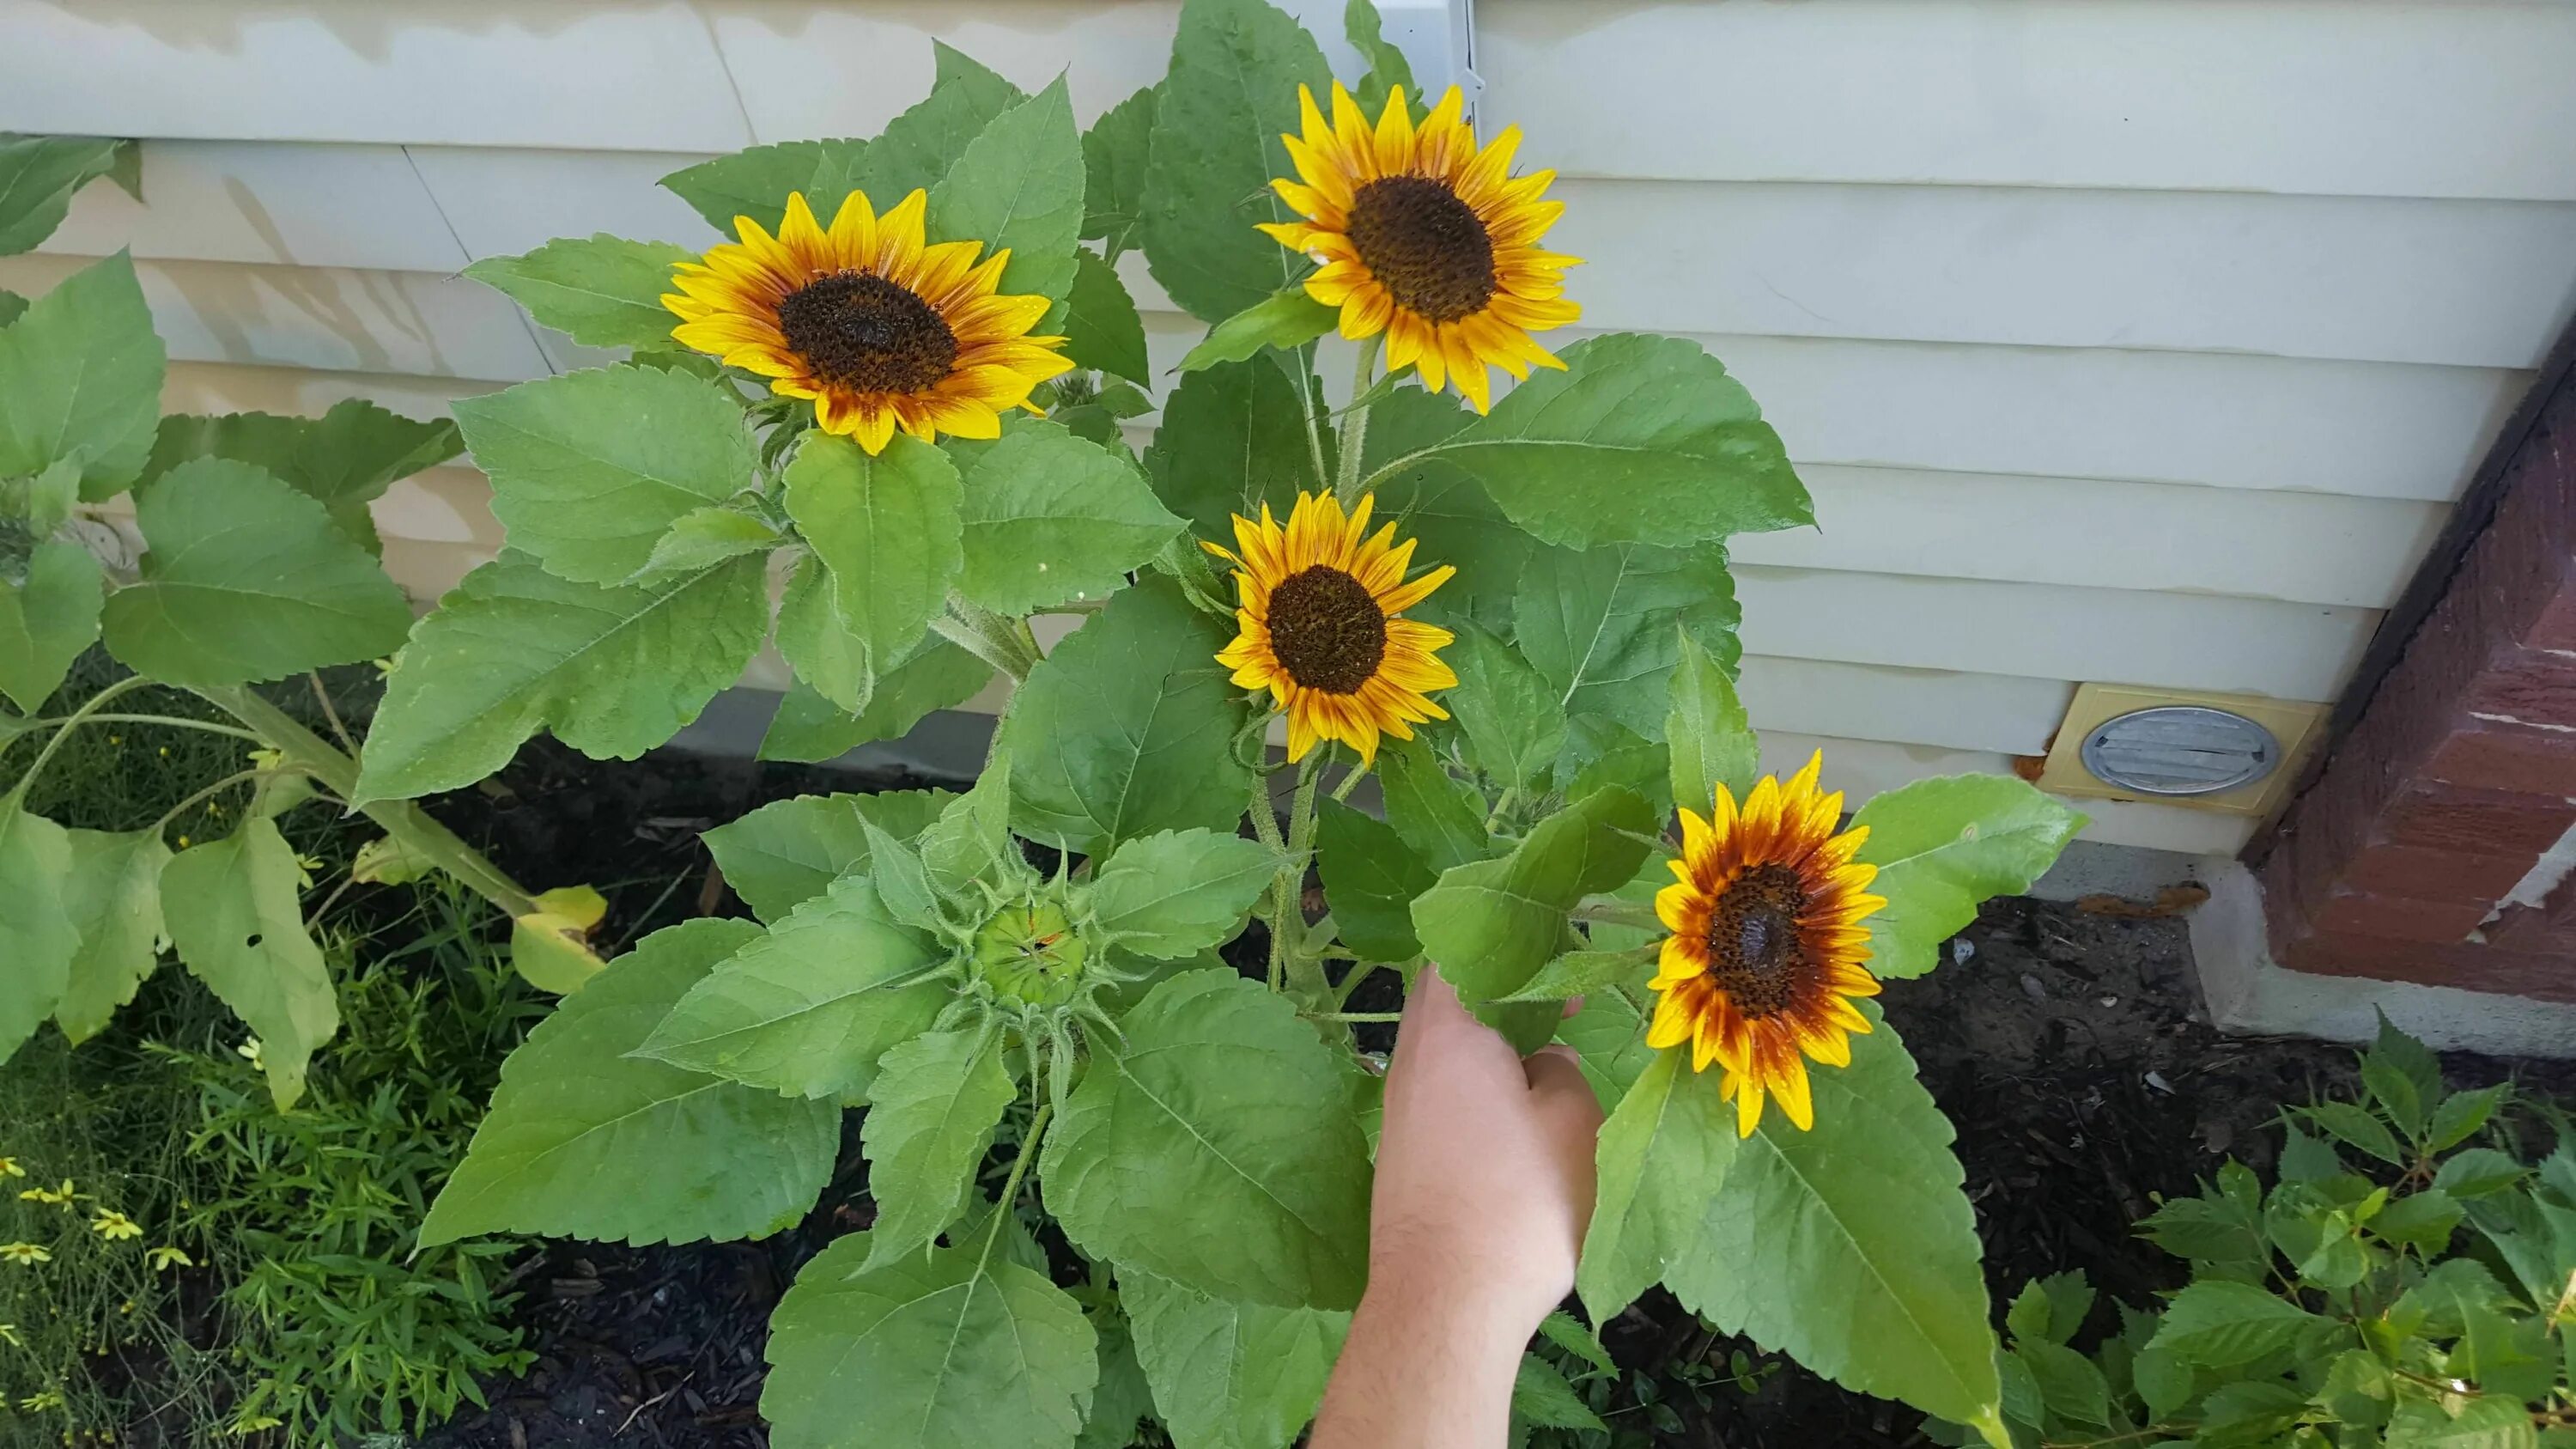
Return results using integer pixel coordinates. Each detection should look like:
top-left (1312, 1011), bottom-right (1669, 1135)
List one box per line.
top-left (1647, 753), bottom-right (1888, 1136)
top-left (1206, 490), bottom-right (1456, 766)
top-left (1259, 82), bottom-right (1580, 413)
top-left (664, 189), bottom-right (1075, 454)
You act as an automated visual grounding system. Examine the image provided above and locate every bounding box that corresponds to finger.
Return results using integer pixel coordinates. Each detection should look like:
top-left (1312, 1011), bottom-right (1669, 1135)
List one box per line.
top-left (1561, 994), bottom-right (1585, 1020)
top-left (1522, 1044), bottom-right (1591, 1099)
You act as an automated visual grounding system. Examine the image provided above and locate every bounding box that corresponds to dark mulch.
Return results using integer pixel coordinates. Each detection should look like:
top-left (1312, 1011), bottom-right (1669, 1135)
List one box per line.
top-left (410, 743), bottom-right (2576, 1448)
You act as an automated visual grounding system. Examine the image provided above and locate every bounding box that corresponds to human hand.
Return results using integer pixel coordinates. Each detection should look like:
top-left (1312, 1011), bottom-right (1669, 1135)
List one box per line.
top-left (1369, 965), bottom-right (1606, 1338)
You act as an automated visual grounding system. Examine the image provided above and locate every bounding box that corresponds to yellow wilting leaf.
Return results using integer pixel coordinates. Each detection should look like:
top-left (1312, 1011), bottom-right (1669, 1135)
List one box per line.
top-left (511, 885), bottom-right (611, 995)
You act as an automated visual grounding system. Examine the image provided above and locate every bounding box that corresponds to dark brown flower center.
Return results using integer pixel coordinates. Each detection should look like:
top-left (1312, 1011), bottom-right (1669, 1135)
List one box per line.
top-left (1345, 175), bottom-right (1498, 324)
top-left (1705, 863), bottom-right (1812, 1018)
top-left (1267, 565), bottom-right (1388, 695)
top-left (775, 271), bottom-right (957, 393)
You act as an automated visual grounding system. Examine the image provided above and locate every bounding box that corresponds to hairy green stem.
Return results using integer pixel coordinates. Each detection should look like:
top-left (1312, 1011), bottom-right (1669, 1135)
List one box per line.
top-left (1315, 1011), bottom-right (1403, 1024)
top-left (148, 769), bottom-right (287, 837)
top-left (195, 685), bottom-right (544, 919)
top-left (26, 713), bottom-right (264, 744)
top-left (979, 1100), bottom-right (1054, 1270)
top-left (1292, 341), bottom-right (1333, 487)
top-left (1484, 785), bottom-right (1519, 832)
top-left (9, 673), bottom-right (152, 801)
top-left (1571, 898), bottom-right (1662, 931)
top-left (1334, 335), bottom-right (1383, 503)
top-left (1330, 761), bottom-right (1370, 802)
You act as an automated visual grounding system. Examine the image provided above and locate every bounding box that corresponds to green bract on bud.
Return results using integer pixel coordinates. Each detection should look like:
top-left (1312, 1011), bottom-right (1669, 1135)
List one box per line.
top-left (971, 898), bottom-right (1091, 1008)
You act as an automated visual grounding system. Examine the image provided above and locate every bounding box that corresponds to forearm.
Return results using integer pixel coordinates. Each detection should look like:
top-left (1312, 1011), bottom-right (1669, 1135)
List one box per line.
top-left (1310, 1263), bottom-right (1535, 1448)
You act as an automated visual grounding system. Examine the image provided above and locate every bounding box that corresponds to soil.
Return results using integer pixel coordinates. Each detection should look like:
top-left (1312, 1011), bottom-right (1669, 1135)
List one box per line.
top-left (408, 741), bottom-right (2576, 1449)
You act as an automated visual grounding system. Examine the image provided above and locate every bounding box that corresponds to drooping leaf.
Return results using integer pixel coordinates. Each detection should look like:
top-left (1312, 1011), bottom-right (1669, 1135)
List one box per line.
top-left (457, 364), bottom-right (759, 587)
top-left (758, 641), bottom-right (990, 764)
top-left (858, 1030), bottom-right (1018, 1271)
top-left (0, 252), bottom-right (166, 499)
top-left (0, 799), bottom-right (77, 1063)
top-left (1851, 776), bottom-right (2086, 980)
top-left (1142, 0), bottom-right (1332, 321)
top-left (1375, 734), bottom-right (1489, 874)
top-left (1063, 251), bottom-right (1151, 384)
top-left (143, 399), bottom-right (464, 552)
top-left (762, 1228), bottom-right (1097, 1449)
top-left (422, 918), bottom-right (838, 1248)
top-left (1178, 287), bottom-right (1339, 373)
top-left (160, 819), bottom-right (339, 1108)
top-left (510, 886), bottom-right (610, 995)
top-left (998, 575), bottom-right (1255, 857)
top-left (929, 77), bottom-right (1087, 313)
top-left (0, 136), bottom-right (131, 255)
top-left (1577, 1050), bottom-right (1738, 1321)
top-left (466, 234), bottom-right (700, 350)
top-left (1514, 540), bottom-right (1741, 740)
top-left (1665, 1011), bottom-right (2002, 1432)
top-left (784, 432), bottom-right (963, 711)
top-left (952, 419), bottom-right (1180, 616)
top-left (773, 554), bottom-right (875, 716)
top-left (102, 459), bottom-right (412, 688)
top-left (1144, 356), bottom-right (1323, 542)
top-left (1445, 621), bottom-right (1566, 795)
top-left (1667, 627), bottom-right (1758, 812)
top-left (1411, 787), bottom-right (1654, 1032)
top-left (0, 540), bottom-right (101, 713)
top-left (1365, 333), bottom-right (1812, 549)
top-left (702, 788), bottom-right (955, 922)
top-left (355, 551), bottom-right (769, 801)
top-left (1086, 829), bottom-right (1276, 959)
top-left (1315, 797), bottom-right (1435, 963)
top-left (1081, 86), bottom-right (1157, 259)
top-left (53, 828), bottom-right (170, 1044)
top-left (635, 874), bottom-right (950, 1102)
top-left (1122, 1267), bottom-right (1347, 1449)
top-left (1043, 969), bottom-right (1372, 1310)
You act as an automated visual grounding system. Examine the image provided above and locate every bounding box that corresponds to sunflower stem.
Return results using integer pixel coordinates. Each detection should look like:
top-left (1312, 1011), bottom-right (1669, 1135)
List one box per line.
top-left (1330, 762), bottom-right (1370, 803)
top-left (1314, 1011), bottom-right (1404, 1024)
top-left (1483, 785), bottom-right (1519, 832)
top-left (9, 673), bottom-right (153, 804)
top-left (1572, 899), bottom-right (1662, 932)
top-left (978, 1098), bottom-right (1054, 1274)
top-left (1334, 334), bottom-right (1383, 504)
top-left (933, 602), bottom-right (1042, 680)
top-left (1293, 341), bottom-right (1333, 487)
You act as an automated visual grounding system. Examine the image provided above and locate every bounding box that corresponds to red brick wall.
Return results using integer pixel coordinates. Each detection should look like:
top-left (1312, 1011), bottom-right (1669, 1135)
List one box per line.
top-left (2254, 360), bottom-right (2576, 1002)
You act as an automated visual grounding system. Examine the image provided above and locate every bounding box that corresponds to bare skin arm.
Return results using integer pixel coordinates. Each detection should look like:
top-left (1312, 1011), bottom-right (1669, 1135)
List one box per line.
top-left (1309, 968), bottom-right (1606, 1448)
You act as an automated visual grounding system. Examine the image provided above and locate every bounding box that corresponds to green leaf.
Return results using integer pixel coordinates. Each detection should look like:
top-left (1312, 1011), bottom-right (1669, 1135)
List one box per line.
top-left (2305, 1099), bottom-right (2405, 1166)
top-left (355, 551), bottom-right (769, 801)
top-left (422, 919), bottom-right (838, 1246)
top-left (2129, 1344), bottom-right (2192, 1422)
top-left (1556, 989), bottom-right (1655, 1111)
top-left (0, 540), bottom-right (101, 713)
top-left (1851, 776), bottom-right (2085, 981)
top-left (1367, 333), bottom-right (1811, 549)
top-left (1666, 1013), bottom-right (2001, 1429)
top-left (52, 828), bottom-right (169, 1045)
top-left (859, 819), bottom-right (945, 935)
top-left (1063, 252), bottom-right (1151, 384)
top-left (1141, 0), bottom-right (1331, 321)
top-left (1578, 1050), bottom-right (1740, 1321)
top-left (0, 799), bottom-right (76, 1063)
top-left (1447, 622), bottom-right (1566, 794)
top-left (1498, 947), bottom-right (1653, 1004)
top-left (0, 289), bottom-right (22, 328)
top-left (855, 43), bottom-right (1030, 205)
top-left (1361, 388), bottom-right (1527, 631)
top-left (916, 758), bottom-right (1018, 903)
top-left (0, 136), bottom-right (130, 255)
top-left (759, 641), bottom-right (991, 764)
top-left (765, 1227), bottom-right (1097, 1449)
top-left (2017, 1338), bottom-right (2111, 1428)
top-left (1179, 287), bottom-right (1339, 373)
top-left (635, 874), bottom-right (950, 1102)
top-left (160, 819), bottom-right (339, 1108)
top-left (2369, 1187), bottom-right (2463, 1252)
top-left (1376, 734), bottom-right (1489, 874)
top-left (930, 77), bottom-right (1086, 313)
top-left (786, 432), bottom-right (963, 710)
top-left (702, 788), bottom-right (951, 927)
top-left (103, 459), bottom-right (411, 688)
top-left (0, 252), bottom-right (165, 499)
top-left (1316, 797), bottom-right (1435, 963)
top-left (2146, 1280), bottom-right (2329, 1368)
top-left (1412, 786), bottom-right (1654, 1015)
top-left (2385, 1395), bottom-right (2541, 1448)
top-left (1078, 1309), bottom-right (1156, 1449)
top-left (1514, 540), bottom-right (1741, 740)
top-left (1538, 1310), bottom-right (1615, 1375)
top-left (628, 502), bottom-right (781, 586)
top-left (458, 364), bottom-right (759, 588)
top-left (1668, 627), bottom-right (1758, 813)
top-left (143, 399), bottom-right (464, 552)
top-left (2431, 1084), bottom-right (2509, 1154)
top-left (1086, 829), bottom-right (1276, 959)
top-left (2362, 1009), bottom-right (2443, 1138)
top-left (2434, 1147), bottom-right (2524, 1199)
top-left (1144, 356), bottom-right (1323, 542)
top-left (1345, 0), bottom-right (1418, 116)
top-left (1513, 1355), bottom-right (1609, 1433)
top-left (1043, 970), bottom-right (1372, 1309)
top-left (660, 140), bottom-right (836, 234)
top-left (1565, 714), bottom-right (1673, 818)
top-left (954, 419), bottom-right (1180, 616)
top-left (1081, 87), bottom-right (1157, 259)
top-left (465, 234), bottom-right (698, 350)
top-left (858, 1030), bottom-right (1018, 1270)
top-left (998, 575), bottom-right (1255, 856)
top-left (1122, 1267), bottom-right (1347, 1449)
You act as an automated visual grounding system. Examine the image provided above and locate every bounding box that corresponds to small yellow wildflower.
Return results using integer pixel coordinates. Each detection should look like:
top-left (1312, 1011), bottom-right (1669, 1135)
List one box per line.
top-left (0, 1155), bottom-right (23, 1178)
top-left (236, 1040), bottom-right (264, 1073)
top-left (18, 1179), bottom-right (76, 1208)
top-left (88, 1212), bottom-right (140, 1242)
top-left (106, 734), bottom-right (121, 745)
top-left (248, 746), bottom-right (287, 772)
top-left (0, 1323), bottom-right (21, 1347)
top-left (0, 1242), bottom-right (52, 1266)
top-left (231, 1412), bottom-right (283, 1433)
top-left (292, 853), bottom-right (325, 888)
top-left (175, 835), bottom-right (190, 849)
top-left (146, 1245), bottom-right (192, 1271)
top-left (156, 746), bottom-right (167, 758)
top-left (19, 1389), bottom-right (63, 1410)
top-left (205, 801), bottom-right (225, 819)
